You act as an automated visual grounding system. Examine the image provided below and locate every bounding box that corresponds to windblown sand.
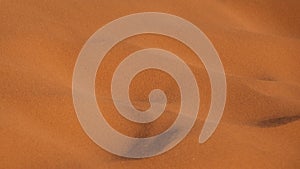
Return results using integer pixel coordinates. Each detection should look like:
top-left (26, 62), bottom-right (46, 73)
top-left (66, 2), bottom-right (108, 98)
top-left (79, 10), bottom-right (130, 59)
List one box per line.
top-left (1, 0), bottom-right (299, 168)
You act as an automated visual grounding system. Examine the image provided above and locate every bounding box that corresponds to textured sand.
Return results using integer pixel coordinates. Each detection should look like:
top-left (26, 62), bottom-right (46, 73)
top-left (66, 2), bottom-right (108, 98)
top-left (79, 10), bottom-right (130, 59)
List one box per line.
top-left (1, 0), bottom-right (300, 168)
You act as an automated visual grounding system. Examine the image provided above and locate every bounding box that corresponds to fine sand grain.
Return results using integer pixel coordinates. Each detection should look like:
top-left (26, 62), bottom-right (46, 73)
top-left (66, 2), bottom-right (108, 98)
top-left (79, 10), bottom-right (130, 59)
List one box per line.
top-left (1, 0), bottom-right (299, 169)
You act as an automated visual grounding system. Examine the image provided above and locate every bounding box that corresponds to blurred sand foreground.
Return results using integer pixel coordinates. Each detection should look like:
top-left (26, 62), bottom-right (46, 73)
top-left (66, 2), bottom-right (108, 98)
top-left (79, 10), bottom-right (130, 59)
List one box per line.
top-left (1, 0), bottom-right (300, 169)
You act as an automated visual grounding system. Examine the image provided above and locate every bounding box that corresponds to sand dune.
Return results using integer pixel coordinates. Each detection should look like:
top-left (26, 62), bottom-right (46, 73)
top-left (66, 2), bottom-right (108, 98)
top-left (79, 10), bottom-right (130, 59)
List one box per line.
top-left (1, 0), bottom-right (299, 168)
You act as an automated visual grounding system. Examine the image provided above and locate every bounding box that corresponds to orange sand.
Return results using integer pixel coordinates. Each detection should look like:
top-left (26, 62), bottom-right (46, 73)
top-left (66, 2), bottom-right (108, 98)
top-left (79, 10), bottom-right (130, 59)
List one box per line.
top-left (1, 0), bottom-right (300, 168)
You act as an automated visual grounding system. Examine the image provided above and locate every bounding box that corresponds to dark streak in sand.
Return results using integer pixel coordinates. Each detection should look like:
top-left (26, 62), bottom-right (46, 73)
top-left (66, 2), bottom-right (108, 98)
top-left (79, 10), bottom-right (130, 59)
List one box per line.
top-left (255, 115), bottom-right (300, 128)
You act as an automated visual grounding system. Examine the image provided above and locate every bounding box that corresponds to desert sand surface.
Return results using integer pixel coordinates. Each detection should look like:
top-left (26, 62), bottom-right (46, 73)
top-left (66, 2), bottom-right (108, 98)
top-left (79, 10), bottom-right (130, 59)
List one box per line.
top-left (1, 0), bottom-right (300, 169)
